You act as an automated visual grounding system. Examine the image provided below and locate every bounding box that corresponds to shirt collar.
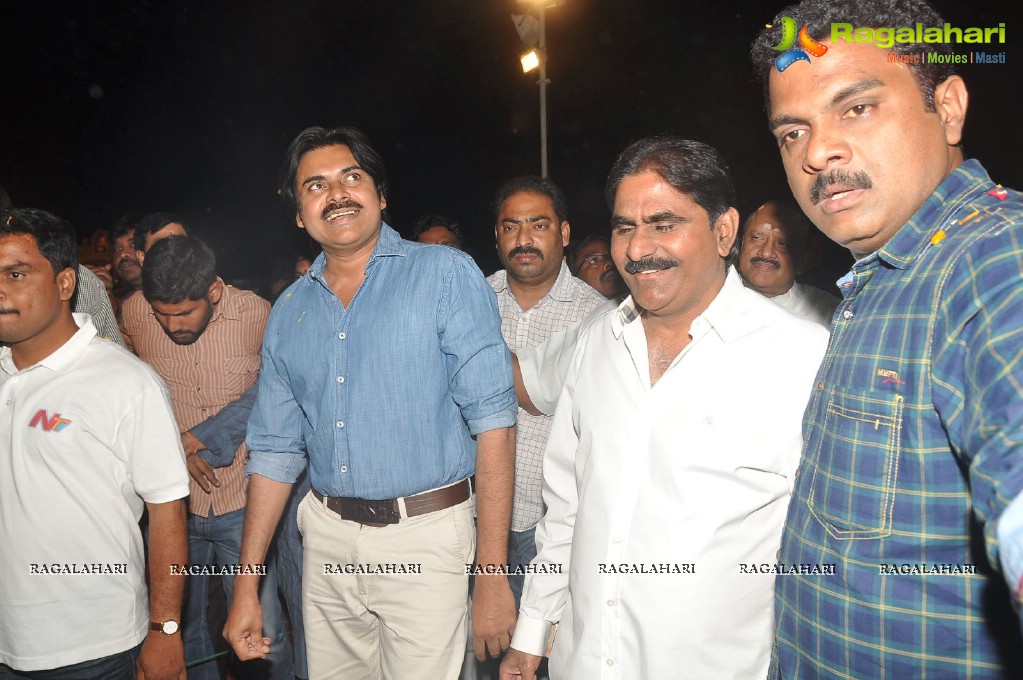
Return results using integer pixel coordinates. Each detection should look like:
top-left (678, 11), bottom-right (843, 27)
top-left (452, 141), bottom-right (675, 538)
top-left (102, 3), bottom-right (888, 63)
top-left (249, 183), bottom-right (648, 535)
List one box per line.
top-left (211, 278), bottom-right (236, 321)
top-left (878, 159), bottom-right (993, 270)
top-left (307, 222), bottom-right (406, 284)
top-left (611, 265), bottom-right (743, 342)
top-left (1, 313), bottom-right (98, 376)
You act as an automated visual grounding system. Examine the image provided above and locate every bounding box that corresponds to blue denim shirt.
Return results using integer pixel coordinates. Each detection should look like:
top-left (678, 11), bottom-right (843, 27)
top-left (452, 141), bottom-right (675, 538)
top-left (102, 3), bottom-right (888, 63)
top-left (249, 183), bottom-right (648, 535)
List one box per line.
top-left (245, 223), bottom-right (517, 499)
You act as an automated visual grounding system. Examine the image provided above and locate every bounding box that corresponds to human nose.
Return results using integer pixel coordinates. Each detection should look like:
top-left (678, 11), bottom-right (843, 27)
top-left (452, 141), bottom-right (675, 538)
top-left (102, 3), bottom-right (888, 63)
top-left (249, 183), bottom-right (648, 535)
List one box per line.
top-left (624, 227), bottom-right (655, 264)
top-left (758, 233), bottom-right (779, 259)
top-left (801, 122), bottom-right (850, 174)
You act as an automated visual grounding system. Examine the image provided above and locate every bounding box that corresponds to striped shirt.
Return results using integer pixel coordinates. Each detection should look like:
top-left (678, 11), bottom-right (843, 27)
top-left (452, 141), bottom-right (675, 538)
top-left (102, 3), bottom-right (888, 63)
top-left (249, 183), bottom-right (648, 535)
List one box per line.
top-left (122, 282), bottom-right (268, 517)
top-left (488, 261), bottom-right (606, 532)
top-left (774, 160), bottom-right (1023, 677)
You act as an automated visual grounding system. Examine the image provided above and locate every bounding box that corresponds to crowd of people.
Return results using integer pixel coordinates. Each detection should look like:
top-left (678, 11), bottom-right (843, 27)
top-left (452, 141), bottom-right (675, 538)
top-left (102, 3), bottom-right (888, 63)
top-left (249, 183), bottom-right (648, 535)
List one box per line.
top-left (1, 0), bottom-right (1022, 679)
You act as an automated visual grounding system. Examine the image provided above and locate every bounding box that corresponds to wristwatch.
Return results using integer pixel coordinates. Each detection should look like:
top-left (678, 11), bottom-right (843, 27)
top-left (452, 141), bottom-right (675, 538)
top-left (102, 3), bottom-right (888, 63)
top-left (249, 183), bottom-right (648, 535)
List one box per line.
top-left (150, 619), bottom-right (180, 635)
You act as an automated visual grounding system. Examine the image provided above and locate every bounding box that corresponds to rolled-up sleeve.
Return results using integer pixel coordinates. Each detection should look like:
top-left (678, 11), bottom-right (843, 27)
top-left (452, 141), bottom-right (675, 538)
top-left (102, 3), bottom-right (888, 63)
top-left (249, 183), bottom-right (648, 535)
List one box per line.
top-left (438, 256), bottom-right (517, 435)
top-left (245, 330), bottom-right (308, 483)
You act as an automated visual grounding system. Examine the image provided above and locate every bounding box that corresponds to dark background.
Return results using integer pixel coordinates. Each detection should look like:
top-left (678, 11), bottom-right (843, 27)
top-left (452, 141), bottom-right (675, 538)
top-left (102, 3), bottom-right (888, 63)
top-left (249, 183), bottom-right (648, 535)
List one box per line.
top-left (3, 0), bottom-right (1020, 281)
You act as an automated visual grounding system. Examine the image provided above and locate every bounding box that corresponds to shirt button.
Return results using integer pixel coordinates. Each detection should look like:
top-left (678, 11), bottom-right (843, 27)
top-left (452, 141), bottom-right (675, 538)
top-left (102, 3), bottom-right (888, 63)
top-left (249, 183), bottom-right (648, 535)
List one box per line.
top-left (337, 376), bottom-right (345, 384)
top-left (606, 659), bottom-right (615, 666)
top-left (196, 386), bottom-right (201, 392)
top-left (613, 537), bottom-right (622, 544)
top-left (842, 309), bottom-right (854, 320)
top-left (336, 420), bottom-right (345, 428)
top-left (338, 332), bottom-right (346, 340)
top-left (606, 599), bottom-right (614, 607)
top-left (340, 465), bottom-right (348, 473)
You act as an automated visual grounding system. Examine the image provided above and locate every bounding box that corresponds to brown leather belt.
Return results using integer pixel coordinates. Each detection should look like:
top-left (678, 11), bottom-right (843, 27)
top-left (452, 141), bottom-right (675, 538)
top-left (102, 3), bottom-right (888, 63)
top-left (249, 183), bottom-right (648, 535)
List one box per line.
top-left (312, 478), bottom-right (471, 527)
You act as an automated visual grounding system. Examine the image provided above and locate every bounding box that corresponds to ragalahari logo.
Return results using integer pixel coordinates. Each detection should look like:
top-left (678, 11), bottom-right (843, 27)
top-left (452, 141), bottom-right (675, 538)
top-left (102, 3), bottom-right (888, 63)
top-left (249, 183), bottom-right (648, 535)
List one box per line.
top-left (771, 17), bottom-right (829, 71)
top-left (29, 409), bottom-right (72, 433)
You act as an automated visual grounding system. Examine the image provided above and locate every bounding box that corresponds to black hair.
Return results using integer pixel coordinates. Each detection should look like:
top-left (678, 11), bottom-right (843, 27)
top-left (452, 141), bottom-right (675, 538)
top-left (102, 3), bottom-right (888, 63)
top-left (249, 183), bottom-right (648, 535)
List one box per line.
top-left (109, 213), bottom-right (144, 243)
top-left (567, 233), bottom-right (611, 275)
top-left (412, 214), bottom-right (463, 244)
top-left (133, 212), bottom-right (186, 251)
top-left (750, 0), bottom-right (955, 111)
top-left (0, 184), bottom-right (11, 211)
top-left (605, 137), bottom-right (736, 227)
top-left (0, 208), bottom-right (77, 277)
top-left (492, 176), bottom-right (570, 225)
top-left (280, 126), bottom-right (389, 213)
top-left (142, 236), bottom-right (216, 304)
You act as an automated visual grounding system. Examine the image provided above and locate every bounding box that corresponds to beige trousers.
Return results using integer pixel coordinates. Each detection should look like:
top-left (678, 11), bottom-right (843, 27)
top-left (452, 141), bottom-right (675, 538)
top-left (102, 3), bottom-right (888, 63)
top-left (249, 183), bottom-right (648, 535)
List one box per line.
top-left (298, 490), bottom-right (476, 680)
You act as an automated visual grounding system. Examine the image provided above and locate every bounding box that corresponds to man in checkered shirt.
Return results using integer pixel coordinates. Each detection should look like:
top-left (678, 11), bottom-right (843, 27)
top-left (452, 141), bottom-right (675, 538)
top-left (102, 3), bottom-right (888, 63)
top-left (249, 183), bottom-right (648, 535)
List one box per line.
top-left (752, 0), bottom-right (1023, 675)
top-left (486, 176), bottom-right (606, 607)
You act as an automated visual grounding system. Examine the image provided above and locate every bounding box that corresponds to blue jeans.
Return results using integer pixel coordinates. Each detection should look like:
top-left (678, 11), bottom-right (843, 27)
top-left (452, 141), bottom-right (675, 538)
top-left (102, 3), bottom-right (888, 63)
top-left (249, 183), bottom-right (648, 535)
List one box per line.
top-left (507, 526), bottom-right (537, 611)
top-left (0, 642), bottom-right (142, 679)
top-left (184, 508), bottom-right (293, 680)
top-left (276, 470), bottom-right (310, 678)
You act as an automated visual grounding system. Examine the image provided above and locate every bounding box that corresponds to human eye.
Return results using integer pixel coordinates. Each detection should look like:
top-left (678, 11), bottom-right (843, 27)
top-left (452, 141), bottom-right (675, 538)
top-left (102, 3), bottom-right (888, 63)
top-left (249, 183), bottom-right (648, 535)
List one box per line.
top-left (777, 127), bottom-right (807, 148)
top-left (8, 271), bottom-right (24, 280)
top-left (842, 102), bottom-right (875, 120)
top-left (306, 181), bottom-right (325, 192)
top-left (613, 225), bottom-right (634, 236)
top-left (343, 171), bottom-right (362, 183)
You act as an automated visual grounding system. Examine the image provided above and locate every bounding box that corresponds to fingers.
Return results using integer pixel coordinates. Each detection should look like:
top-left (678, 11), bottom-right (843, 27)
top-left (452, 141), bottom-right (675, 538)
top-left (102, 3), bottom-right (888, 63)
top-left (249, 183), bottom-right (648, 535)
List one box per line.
top-left (186, 456), bottom-right (219, 493)
top-left (226, 630), bottom-right (271, 661)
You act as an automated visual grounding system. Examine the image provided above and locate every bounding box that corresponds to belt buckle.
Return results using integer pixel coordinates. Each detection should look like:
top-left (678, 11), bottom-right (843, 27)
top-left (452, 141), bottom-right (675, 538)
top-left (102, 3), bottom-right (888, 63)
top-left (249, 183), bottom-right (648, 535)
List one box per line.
top-left (352, 499), bottom-right (400, 525)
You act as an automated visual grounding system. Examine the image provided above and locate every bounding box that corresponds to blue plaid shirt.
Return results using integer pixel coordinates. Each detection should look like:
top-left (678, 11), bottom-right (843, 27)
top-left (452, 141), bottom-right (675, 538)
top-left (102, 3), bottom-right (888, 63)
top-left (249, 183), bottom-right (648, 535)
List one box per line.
top-left (775, 160), bottom-right (1023, 677)
top-left (245, 223), bottom-right (517, 499)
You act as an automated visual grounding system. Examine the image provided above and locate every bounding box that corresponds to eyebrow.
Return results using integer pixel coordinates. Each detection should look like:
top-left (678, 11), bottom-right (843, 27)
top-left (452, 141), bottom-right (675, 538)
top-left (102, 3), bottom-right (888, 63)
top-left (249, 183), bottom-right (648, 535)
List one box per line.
top-left (769, 77), bottom-right (885, 130)
top-left (643, 210), bottom-right (689, 224)
top-left (501, 214), bottom-right (551, 225)
top-left (0, 261), bottom-right (32, 272)
top-left (301, 165), bottom-right (362, 187)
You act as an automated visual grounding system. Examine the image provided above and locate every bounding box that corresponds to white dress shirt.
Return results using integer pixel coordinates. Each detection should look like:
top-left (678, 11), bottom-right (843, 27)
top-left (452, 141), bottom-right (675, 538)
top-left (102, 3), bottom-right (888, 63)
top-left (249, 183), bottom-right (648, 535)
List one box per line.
top-left (510, 268), bottom-right (828, 679)
top-left (770, 281), bottom-right (840, 329)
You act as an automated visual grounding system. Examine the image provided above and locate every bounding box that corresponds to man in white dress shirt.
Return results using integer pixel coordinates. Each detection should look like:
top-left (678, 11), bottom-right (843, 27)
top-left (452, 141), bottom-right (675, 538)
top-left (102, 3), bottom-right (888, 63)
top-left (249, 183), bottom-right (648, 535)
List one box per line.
top-left (736, 199), bottom-right (839, 327)
top-left (500, 138), bottom-right (828, 679)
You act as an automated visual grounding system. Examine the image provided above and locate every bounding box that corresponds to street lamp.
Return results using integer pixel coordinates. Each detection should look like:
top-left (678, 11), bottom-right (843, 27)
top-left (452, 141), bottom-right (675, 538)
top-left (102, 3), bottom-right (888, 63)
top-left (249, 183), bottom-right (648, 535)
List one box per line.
top-left (512, 1), bottom-right (562, 178)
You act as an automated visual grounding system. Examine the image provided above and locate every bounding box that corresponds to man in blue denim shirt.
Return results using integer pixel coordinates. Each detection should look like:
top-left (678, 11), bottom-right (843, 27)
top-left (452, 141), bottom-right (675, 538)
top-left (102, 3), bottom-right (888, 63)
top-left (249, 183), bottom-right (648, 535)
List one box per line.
top-left (224, 126), bottom-right (518, 679)
top-left (752, 0), bottom-right (1023, 676)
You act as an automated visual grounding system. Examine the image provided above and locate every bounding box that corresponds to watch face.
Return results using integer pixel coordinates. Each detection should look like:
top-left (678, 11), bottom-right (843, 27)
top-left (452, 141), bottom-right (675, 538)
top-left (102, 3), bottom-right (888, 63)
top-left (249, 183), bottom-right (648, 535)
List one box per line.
top-left (161, 620), bottom-right (179, 635)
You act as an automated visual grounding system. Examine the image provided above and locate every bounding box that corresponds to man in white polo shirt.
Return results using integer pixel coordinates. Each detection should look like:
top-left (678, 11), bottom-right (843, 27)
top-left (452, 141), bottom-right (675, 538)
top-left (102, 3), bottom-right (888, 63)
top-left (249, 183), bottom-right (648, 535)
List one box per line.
top-left (0, 208), bottom-right (190, 679)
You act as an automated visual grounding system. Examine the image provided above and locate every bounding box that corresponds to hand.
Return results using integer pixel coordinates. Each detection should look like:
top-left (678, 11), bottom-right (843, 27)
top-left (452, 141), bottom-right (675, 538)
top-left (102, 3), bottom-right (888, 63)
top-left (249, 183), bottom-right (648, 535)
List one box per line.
top-left (136, 631), bottom-right (186, 679)
top-left (180, 431), bottom-right (205, 457)
top-left (86, 264), bottom-right (115, 292)
top-left (471, 574), bottom-right (516, 661)
top-left (499, 648), bottom-right (542, 680)
top-left (186, 453), bottom-right (220, 494)
top-left (223, 593), bottom-right (270, 660)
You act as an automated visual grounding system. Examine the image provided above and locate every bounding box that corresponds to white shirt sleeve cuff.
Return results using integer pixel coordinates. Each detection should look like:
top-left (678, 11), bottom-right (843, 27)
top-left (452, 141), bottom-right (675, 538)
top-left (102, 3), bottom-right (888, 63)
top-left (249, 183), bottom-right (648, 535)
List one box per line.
top-left (510, 614), bottom-right (552, 657)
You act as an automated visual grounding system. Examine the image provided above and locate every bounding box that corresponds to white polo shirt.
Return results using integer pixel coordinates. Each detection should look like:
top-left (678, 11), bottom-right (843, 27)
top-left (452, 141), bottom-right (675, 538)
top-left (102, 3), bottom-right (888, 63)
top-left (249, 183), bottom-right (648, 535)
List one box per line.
top-left (0, 315), bottom-right (190, 672)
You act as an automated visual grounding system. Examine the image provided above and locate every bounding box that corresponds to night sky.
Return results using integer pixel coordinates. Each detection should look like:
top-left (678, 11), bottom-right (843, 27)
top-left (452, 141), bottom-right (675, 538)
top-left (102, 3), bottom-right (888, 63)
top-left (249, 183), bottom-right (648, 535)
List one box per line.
top-left (3, 0), bottom-right (1021, 281)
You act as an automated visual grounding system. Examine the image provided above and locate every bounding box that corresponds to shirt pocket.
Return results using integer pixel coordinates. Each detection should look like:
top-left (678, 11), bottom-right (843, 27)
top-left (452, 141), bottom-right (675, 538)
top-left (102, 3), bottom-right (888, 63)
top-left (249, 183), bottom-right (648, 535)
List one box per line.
top-left (806, 389), bottom-right (904, 540)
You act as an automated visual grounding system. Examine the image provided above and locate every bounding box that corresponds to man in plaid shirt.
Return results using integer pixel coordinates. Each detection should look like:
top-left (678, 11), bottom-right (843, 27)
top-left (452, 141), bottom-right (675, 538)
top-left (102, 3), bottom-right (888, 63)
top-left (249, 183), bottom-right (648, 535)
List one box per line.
top-left (486, 176), bottom-right (606, 607)
top-left (751, 0), bottom-right (1023, 676)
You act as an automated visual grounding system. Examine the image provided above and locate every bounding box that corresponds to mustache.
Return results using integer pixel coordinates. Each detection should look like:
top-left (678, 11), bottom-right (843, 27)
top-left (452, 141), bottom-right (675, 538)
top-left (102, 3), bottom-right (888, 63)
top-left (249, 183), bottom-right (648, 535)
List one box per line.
top-left (322, 200), bottom-right (363, 220)
top-left (810, 170), bottom-right (873, 205)
top-left (117, 258), bottom-right (140, 270)
top-left (749, 256), bottom-right (780, 269)
top-left (0, 308), bottom-right (18, 314)
top-left (509, 246), bottom-right (544, 259)
top-left (623, 257), bottom-right (678, 275)
top-left (599, 268), bottom-right (622, 282)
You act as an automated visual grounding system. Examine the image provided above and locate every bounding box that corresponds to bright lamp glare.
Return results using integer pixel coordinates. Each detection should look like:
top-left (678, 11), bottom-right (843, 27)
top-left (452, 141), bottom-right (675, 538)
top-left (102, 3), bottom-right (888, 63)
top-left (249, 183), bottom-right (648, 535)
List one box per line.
top-left (520, 50), bottom-right (540, 73)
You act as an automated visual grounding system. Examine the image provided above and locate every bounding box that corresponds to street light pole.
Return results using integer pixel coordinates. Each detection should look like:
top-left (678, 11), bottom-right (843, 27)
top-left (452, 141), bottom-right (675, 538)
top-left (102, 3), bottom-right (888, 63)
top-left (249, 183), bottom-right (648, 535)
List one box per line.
top-left (537, 3), bottom-right (549, 178)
